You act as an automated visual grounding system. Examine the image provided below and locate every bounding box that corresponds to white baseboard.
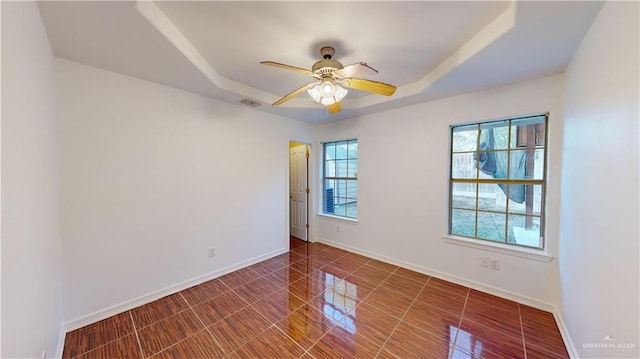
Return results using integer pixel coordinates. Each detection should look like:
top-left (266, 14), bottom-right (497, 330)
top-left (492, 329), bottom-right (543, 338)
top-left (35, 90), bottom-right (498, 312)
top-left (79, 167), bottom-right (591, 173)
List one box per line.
top-left (63, 247), bottom-right (287, 332)
top-left (55, 323), bottom-right (66, 359)
top-left (316, 236), bottom-right (554, 311)
top-left (552, 305), bottom-right (578, 359)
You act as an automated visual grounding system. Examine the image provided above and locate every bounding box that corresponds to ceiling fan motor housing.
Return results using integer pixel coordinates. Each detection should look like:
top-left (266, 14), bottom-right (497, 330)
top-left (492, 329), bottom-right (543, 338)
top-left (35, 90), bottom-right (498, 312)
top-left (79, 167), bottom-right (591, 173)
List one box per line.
top-left (312, 46), bottom-right (343, 76)
top-left (312, 59), bottom-right (344, 75)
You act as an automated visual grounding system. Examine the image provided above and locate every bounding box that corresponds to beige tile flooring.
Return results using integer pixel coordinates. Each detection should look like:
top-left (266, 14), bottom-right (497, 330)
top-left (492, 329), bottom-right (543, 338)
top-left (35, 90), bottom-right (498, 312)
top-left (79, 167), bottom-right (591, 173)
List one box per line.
top-left (62, 237), bottom-right (569, 358)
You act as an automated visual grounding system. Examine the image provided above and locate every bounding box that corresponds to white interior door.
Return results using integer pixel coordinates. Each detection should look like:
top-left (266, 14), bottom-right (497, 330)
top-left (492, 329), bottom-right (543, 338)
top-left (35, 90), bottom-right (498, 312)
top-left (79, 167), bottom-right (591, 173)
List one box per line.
top-left (290, 145), bottom-right (308, 241)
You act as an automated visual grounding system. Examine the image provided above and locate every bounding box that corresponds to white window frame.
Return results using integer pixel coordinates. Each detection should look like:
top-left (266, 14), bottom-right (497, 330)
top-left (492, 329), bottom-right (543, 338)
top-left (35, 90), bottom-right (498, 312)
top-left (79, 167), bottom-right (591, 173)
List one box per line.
top-left (445, 114), bottom-right (552, 261)
top-left (321, 139), bottom-right (358, 220)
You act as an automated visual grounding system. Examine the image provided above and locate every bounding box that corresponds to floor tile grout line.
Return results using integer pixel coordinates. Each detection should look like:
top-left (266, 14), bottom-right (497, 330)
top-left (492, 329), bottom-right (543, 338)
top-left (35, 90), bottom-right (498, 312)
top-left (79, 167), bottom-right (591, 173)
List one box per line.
top-left (238, 253), bottom-right (341, 326)
top-left (243, 266), bottom-right (309, 326)
top-left (518, 304), bottom-right (528, 359)
top-left (218, 307), bottom-right (281, 355)
top-left (186, 253), bottom-right (296, 303)
top-left (181, 282), bottom-right (224, 308)
top-left (264, 252), bottom-right (356, 313)
top-left (448, 287), bottom-right (470, 359)
top-left (130, 291), bottom-right (201, 332)
top-left (66, 333), bottom-right (132, 359)
top-left (226, 253), bottom-right (341, 356)
top-left (249, 250), bottom-right (325, 357)
top-left (132, 306), bottom-right (195, 332)
top-left (279, 249), bottom-right (372, 355)
top-left (137, 292), bottom-right (224, 358)
top-left (295, 316), bottom-right (340, 356)
top-left (129, 310), bottom-right (146, 359)
top-left (349, 264), bottom-right (397, 305)
top-left (176, 291), bottom-right (228, 357)
top-left (65, 316), bottom-right (138, 359)
top-left (372, 275), bottom-right (431, 359)
top-left (271, 323), bottom-right (315, 357)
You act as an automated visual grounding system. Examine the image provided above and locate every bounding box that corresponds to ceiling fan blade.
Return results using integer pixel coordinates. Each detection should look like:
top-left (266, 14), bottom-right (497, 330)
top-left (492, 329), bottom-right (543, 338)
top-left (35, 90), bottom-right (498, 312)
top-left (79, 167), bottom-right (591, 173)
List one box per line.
top-left (327, 101), bottom-right (342, 115)
top-left (260, 61), bottom-right (316, 77)
top-left (341, 78), bottom-right (397, 96)
top-left (334, 62), bottom-right (378, 78)
top-left (272, 82), bottom-right (318, 106)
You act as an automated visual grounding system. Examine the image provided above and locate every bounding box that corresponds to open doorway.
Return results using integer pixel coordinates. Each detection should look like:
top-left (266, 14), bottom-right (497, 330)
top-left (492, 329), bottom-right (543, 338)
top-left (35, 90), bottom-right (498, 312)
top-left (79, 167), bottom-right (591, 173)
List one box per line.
top-left (289, 141), bottom-right (310, 242)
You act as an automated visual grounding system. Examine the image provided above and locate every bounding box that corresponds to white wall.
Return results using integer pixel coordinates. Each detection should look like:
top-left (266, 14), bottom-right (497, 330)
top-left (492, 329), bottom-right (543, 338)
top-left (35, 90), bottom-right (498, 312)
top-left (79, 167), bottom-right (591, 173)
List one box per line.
top-left (314, 74), bottom-right (564, 306)
top-left (1, 2), bottom-right (65, 358)
top-left (56, 59), bottom-right (314, 323)
top-left (559, 2), bottom-right (639, 357)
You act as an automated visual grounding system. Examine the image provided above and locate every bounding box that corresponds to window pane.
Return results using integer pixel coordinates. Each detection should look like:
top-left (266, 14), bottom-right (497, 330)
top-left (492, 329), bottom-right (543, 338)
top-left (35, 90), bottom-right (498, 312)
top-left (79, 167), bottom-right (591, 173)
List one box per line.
top-left (508, 184), bottom-right (542, 216)
top-left (477, 211), bottom-right (506, 242)
top-left (480, 122), bottom-right (509, 151)
top-left (508, 215), bottom-right (541, 248)
top-left (346, 180), bottom-right (357, 199)
top-left (347, 140), bottom-right (358, 159)
top-left (511, 117), bottom-right (545, 149)
top-left (325, 160), bottom-right (336, 177)
top-left (451, 209), bottom-right (476, 237)
top-left (324, 180), bottom-right (335, 214)
top-left (336, 160), bottom-right (348, 177)
top-left (346, 202), bottom-right (357, 218)
top-left (335, 180), bottom-right (346, 199)
top-left (532, 149), bottom-right (545, 180)
top-left (478, 183), bottom-right (506, 212)
top-left (334, 203), bottom-right (346, 216)
top-left (325, 142), bottom-right (336, 160)
top-left (509, 150), bottom-right (539, 179)
top-left (452, 182), bottom-right (476, 210)
top-left (336, 141), bottom-right (348, 160)
top-left (452, 153), bottom-right (477, 179)
top-left (324, 179), bottom-right (335, 192)
top-left (477, 150), bottom-right (510, 179)
top-left (452, 125), bottom-right (478, 152)
top-left (347, 159), bottom-right (358, 178)
top-left (323, 139), bottom-right (357, 219)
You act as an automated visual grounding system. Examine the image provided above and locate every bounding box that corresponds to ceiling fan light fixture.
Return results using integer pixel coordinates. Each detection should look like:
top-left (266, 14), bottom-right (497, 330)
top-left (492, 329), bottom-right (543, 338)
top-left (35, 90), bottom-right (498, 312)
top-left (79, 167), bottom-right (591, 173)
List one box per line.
top-left (307, 84), bottom-right (322, 103)
top-left (261, 46), bottom-right (396, 115)
top-left (321, 81), bottom-right (334, 95)
top-left (333, 83), bottom-right (348, 101)
top-left (307, 80), bottom-right (348, 106)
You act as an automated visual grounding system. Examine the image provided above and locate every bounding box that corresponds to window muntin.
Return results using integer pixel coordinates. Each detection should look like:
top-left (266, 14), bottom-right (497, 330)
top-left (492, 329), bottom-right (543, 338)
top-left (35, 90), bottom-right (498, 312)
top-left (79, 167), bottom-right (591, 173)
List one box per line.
top-left (323, 139), bottom-right (358, 219)
top-left (449, 115), bottom-right (547, 249)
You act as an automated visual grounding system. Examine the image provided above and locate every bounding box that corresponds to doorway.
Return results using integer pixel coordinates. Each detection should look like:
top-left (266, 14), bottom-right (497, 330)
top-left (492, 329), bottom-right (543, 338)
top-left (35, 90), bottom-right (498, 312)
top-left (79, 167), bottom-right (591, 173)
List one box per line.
top-left (289, 142), bottom-right (309, 242)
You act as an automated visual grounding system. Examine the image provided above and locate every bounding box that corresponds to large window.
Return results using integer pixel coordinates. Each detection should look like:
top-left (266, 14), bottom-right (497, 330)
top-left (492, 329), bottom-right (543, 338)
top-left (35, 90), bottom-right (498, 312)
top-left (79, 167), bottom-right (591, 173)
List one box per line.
top-left (449, 114), bottom-right (547, 249)
top-left (323, 139), bottom-right (358, 219)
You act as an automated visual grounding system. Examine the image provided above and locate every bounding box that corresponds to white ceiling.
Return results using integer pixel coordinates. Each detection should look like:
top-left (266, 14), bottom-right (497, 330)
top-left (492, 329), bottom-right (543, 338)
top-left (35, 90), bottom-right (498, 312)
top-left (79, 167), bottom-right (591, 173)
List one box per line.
top-left (38, 1), bottom-right (603, 124)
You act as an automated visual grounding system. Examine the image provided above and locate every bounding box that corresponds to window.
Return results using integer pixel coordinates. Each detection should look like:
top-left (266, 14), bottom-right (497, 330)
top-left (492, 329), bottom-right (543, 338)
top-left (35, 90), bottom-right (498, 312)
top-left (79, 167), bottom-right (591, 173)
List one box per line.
top-left (323, 139), bottom-right (358, 219)
top-left (449, 114), bottom-right (547, 249)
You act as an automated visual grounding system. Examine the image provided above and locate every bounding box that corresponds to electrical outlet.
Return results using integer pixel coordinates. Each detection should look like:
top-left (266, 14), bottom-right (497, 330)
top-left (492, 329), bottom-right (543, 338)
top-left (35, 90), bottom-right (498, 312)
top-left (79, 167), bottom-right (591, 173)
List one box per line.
top-left (336, 226), bottom-right (340, 232)
top-left (489, 258), bottom-right (500, 270)
top-left (208, 247), bottom-right (216, 257)
top-left (480, 257), bottom-right (489, 268)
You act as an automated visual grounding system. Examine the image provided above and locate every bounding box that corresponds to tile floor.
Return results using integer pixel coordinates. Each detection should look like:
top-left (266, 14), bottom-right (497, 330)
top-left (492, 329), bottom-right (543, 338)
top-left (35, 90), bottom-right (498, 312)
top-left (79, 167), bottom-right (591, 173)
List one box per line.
top-left (63, 237), bottom-right (570, 359)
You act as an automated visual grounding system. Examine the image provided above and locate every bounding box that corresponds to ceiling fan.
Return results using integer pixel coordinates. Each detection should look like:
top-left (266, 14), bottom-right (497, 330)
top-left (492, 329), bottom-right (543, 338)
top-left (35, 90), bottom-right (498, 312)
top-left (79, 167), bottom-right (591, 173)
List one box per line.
top-left (260, 46), bottom-right (397, 115)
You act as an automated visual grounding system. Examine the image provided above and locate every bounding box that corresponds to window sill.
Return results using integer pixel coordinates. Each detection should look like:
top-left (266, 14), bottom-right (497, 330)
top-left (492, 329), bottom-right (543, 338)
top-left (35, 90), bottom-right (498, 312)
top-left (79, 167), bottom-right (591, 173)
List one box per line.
top-left (317, 213), bottom-right (359, 224)
top-left (442, 234), bottom-right (554, 262)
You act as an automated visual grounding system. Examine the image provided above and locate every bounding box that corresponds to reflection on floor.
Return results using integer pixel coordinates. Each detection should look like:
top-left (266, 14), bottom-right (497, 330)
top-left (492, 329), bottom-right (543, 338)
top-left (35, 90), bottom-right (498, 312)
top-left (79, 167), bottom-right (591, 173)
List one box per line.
top-left (62, 236), bottom-right (569, 358)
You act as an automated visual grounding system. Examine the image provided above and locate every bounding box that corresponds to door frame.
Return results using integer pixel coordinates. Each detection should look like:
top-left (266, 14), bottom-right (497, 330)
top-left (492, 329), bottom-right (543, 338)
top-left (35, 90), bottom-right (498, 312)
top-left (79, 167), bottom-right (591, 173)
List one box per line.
top-left (288, 140), bottom-right (312, 242)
